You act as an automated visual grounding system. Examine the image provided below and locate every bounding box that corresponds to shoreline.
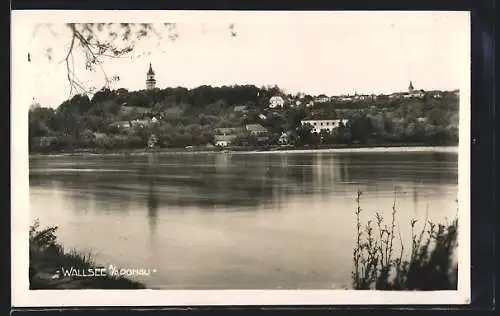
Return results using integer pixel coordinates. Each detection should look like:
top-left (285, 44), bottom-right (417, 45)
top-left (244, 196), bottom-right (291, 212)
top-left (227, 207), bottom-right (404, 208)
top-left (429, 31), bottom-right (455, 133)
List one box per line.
top-left (30, 244), bottom-right (145, 290)
top-left (29, 218), bottom-right (145, 290)
top-left (29, 143), bottom-right (458, 158)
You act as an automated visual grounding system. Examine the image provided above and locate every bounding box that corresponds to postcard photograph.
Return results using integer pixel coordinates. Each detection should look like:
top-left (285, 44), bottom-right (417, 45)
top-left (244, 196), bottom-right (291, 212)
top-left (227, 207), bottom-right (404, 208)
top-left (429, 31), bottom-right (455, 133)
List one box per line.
top-left (11, 10), bottom-right (470, 306)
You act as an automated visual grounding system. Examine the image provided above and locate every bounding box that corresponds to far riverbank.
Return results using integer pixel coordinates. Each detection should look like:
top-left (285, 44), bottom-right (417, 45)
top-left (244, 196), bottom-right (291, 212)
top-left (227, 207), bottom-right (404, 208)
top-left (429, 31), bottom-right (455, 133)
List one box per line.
top-left (29, 143), bottom-right (459, 158)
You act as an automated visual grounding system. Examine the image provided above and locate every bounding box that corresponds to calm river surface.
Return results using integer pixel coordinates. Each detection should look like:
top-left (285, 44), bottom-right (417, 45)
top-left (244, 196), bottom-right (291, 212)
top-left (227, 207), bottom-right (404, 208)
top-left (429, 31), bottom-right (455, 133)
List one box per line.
top-left (29, 147), bottom-right (458, 289)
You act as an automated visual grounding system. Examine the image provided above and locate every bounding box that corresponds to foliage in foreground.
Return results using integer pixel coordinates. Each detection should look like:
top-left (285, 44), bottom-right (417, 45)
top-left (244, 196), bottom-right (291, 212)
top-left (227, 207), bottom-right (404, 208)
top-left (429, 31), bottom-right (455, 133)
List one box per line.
top-left (29, 220), bottom-right (145, 289)
top-left (351, 191), bottom-right (458, 290)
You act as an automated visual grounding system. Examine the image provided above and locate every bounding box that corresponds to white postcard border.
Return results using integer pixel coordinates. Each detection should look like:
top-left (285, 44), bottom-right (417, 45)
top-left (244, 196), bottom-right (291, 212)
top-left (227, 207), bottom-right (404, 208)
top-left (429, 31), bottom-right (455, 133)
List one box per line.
top-left (11, 10), bottom-right (471, 307)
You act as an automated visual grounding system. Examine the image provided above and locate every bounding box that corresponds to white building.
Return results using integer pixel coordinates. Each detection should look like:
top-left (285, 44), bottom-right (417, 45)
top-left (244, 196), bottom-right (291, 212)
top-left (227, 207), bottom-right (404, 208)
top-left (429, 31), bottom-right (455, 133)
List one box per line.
top-left (432, 92), bottom-right (443, 99)
top-left (233, 105), bottom-right (248, 113)
top-left (269, 96), bottom-right (285, 108)
top-left (301, 119), bottom-right (349, 134)
top-left (214, 127), bottom-right (244, 147)
top-left (131, 118), bottom-right (151, 127)
top-left (339, 96), bottom-right (354, 102)
top-left (110, 121), bottom-right (131, 129)
top-left (314, 95), bottom-right (330, 103)
top-left (408, 91), bottom-right (425, 98)
top-left (355, 95), bottom-right (371, 101)
top-left (215, 135), bottom-right (236, 147)
top-left (148, 134), bottom-right (158, 148)
top-left (278, 132), bottom-right (289, 145)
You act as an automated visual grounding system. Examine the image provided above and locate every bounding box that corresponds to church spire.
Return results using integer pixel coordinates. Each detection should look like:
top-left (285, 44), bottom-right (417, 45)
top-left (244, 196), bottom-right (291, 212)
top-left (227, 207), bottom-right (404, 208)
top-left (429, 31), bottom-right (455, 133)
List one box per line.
top-left (147, 63), bottom-right (155, 75)
top-left (408, 80), bottom-right (414, 92)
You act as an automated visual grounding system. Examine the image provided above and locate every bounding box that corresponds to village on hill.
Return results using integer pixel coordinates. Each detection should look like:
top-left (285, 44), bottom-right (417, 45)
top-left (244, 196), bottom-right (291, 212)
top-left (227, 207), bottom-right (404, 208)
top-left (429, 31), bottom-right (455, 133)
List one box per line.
top-left (29, 63), bottom-right (460, 153)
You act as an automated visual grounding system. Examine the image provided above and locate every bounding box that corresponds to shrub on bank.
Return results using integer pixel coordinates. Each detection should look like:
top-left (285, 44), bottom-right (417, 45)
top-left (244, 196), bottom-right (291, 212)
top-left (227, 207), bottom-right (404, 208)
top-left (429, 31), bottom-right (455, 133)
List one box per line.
top-left (29, 220), bottom-right (145, 290)
top-left (351, 191), bottom-right (458, 290)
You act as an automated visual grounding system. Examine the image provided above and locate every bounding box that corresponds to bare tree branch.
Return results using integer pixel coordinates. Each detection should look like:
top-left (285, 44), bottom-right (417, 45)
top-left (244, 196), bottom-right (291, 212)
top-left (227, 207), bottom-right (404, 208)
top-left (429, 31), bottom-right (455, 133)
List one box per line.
top-left (35, 22), bottom-right (236, 99)
top-left (65, 29), bottom-right (77, 96)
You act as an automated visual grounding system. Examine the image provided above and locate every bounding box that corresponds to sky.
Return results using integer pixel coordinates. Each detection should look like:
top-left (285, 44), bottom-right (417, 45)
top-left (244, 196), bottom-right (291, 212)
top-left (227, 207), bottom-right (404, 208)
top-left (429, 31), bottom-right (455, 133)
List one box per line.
top-left (20, 11), bottom-right (470, 108)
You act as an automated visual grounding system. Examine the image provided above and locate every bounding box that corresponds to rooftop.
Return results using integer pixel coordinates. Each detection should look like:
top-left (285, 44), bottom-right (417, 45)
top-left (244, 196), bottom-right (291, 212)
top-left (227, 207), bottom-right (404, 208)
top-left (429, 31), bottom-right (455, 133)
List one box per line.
top-left (233, 105), bottom-right (248, 112)
top-left (246, 124), bottom-right (268, 133)
top-left (147, 63), bottom-right (155, 75)
top-left (215, 134), bottom-right (238, 142)
top-left (215, 127), bottom-right (245, 135)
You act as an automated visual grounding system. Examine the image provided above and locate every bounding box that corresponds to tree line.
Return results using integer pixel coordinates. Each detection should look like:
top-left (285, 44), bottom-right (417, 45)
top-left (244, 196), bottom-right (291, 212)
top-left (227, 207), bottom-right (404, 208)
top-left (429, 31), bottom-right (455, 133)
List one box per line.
top-left (29, 85), bottom-right (459, 152)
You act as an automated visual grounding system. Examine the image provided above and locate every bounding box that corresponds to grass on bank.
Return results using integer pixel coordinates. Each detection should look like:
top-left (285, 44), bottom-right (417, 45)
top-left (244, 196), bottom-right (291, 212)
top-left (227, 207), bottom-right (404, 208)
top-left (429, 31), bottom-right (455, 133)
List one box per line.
top-left (351, 190), bottom-right (458, 290)
top-left (29, 220), bottom-right (145, 289)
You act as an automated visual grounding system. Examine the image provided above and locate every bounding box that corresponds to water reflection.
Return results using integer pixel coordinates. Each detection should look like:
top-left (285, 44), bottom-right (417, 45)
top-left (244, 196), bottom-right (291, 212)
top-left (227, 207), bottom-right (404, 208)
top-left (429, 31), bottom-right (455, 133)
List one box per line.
top-left (413, 183), bottom-right (418, 216)
top-left (29, 150), bottom-right (459, 289)
top-left (147, 179), bottom-right (159, 234)
top-left (29, 151), bottom-right (458, 213)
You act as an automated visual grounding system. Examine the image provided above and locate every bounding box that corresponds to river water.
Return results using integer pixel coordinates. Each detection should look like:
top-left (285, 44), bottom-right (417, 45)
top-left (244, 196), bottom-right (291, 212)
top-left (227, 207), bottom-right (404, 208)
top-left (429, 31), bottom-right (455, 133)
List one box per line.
top-left (29, 147), bottom-right (458, 289)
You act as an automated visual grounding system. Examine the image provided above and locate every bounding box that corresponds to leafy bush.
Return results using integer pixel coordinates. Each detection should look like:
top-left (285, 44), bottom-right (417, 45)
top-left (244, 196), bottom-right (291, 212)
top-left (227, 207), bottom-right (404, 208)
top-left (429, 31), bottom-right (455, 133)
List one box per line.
top-left (29, 219), bottom-right (91, 267)
top-left (29, 220), bottom-right (145, 289)
top-left (351, 191), bottom-right (458, 290)
top-left (29, 219), bottom-right (60, 252)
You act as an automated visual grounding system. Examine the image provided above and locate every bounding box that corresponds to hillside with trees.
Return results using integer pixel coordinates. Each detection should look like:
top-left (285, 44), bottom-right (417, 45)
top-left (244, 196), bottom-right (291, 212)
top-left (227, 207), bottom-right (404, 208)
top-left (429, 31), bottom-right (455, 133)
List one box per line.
top-left (29, 85), bottom-right (459, 153)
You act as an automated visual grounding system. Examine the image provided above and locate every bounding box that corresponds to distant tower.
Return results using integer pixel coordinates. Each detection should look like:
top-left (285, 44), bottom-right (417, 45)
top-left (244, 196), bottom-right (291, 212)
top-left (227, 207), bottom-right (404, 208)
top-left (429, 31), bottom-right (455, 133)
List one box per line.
top-left (146, 63), bottom-right (156, 90)
top-left (408, 81), bottom-right (414, 93)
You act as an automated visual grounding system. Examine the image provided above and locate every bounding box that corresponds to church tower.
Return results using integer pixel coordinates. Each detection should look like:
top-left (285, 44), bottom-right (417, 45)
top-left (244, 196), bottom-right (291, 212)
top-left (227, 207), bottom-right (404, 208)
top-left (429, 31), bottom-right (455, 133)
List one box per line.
top-left (408, 80), bottom-right (414, 93)
top-left (146, 63), bottom-right (156, 90)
